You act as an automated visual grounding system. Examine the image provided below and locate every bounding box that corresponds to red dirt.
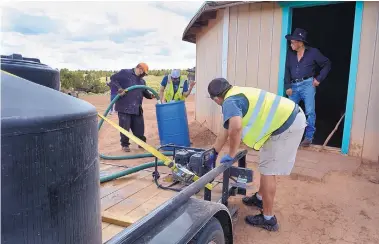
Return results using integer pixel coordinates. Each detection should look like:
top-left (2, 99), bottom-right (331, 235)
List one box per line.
top-left (82, 94), bottom-right (379, 244)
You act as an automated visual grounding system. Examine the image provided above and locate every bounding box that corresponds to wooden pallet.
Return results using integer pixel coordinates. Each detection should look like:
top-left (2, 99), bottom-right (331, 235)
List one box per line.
top-left (99, 163), bottom-right (224, 243)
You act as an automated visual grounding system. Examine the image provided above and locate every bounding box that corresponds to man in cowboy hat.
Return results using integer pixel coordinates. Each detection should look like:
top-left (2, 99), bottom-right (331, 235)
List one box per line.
top-left (284, 28), bottom-right (331, 147)
top-left (109, 63), bottom-right (155, 152)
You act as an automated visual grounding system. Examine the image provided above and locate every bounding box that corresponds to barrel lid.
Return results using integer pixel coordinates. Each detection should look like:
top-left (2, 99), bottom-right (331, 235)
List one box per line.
top-left (1, 71), bottom-right (97, 135)
top-left (1, 53), bottom-right (50, 68)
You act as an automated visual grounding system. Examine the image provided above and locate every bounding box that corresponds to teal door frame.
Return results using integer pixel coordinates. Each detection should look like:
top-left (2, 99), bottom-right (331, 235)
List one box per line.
top-left (277, 1), bottom-right (364, 155)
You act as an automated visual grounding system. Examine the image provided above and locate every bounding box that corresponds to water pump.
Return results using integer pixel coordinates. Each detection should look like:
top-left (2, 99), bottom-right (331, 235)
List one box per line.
top-left (172, 148), bottom-right (216, 184)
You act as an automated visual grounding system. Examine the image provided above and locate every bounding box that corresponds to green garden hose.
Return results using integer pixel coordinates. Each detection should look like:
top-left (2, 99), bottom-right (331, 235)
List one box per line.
top-left (98, 85), bottom-right (172, 183)
top-left (100, 161), bottom-right (166, 183)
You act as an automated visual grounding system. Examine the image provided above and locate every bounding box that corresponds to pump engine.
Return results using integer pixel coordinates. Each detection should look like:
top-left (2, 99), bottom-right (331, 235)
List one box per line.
top-left (172, 148), bottom-right (216, 184)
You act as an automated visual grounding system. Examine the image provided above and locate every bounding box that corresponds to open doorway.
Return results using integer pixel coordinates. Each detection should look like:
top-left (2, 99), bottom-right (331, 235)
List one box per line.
top-left (291, 2), bottom-right (356, 148)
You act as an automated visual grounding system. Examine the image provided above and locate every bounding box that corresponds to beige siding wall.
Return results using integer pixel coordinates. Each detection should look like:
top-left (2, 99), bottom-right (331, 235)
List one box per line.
top-left (195, 3), bottom-right (282, 135)
top-left (195, 2), bottom-right (378, 162)
top-left (195, 9), bottom-right (224, 134)
top-left (350, 1), bottom-right (379, 162)
top-left (227, 2), bottom-right (282, 93)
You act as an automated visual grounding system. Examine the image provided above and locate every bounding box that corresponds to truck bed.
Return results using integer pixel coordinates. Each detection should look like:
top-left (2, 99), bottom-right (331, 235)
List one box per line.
top-left (99, 162), bottom-right (224, 243)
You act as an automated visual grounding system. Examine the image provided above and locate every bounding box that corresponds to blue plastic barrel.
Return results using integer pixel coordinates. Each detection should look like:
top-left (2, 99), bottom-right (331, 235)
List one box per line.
top-left (156, 101), bottom-right (190, 150)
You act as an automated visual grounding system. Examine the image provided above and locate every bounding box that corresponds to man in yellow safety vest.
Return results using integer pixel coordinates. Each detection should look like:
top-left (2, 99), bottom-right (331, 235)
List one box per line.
top-left (208, 78), bottom-right (306, 231)
top-left (159, 69), bottom-right (196, 103)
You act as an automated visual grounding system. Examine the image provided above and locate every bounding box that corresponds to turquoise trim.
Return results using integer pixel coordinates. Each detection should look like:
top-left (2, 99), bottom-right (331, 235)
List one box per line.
top-left (277, 6), bottom-right (291, 96)
top-left (341, 1), bottom-right (364, 154)
top-left (278, 1), bottom-right (364, 154)
top-left (278, 1), bottom-right (340, 8)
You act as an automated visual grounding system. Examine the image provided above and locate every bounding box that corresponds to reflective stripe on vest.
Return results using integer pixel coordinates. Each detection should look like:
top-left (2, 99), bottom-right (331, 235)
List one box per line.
top-left (224, 86), bottom-right (295, 150)
top-left (164, 75), bottom-right (185, 102)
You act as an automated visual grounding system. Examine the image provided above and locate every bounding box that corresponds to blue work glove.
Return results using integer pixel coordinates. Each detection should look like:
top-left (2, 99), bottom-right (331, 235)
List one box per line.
top-left (220, 154), bottom-right (233, 164)
top-left (207, 149), bottom-right (218, 168)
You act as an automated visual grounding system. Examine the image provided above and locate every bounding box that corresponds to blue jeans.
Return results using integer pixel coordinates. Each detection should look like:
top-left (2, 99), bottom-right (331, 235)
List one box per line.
top-left (288, 77), bottom-right (316, 140)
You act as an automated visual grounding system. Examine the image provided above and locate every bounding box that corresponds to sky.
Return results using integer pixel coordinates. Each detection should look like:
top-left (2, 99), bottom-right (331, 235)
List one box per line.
top-left (1, 1), bottom-right (204, 71)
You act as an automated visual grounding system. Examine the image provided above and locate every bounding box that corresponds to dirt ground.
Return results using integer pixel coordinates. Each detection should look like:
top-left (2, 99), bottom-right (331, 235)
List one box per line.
top-left (82, 94), bottom-right (379, 244)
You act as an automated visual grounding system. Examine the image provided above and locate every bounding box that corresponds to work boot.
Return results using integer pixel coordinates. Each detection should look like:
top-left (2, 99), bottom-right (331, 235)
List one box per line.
top-left (245, 214), bottom-right (279, 231)
top-left (122, 146), bottom-right (131, 152)
top-left (242, 192), bottom-right (263, 209)
top-left (300, 138), bottom-right (312, 147)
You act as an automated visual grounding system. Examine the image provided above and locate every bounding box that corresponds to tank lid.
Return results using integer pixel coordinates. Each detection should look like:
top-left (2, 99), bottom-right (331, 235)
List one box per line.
top-left (1, 53), bottom-right (48, 67)
top-left (1, 71), bottom-right (97, 135)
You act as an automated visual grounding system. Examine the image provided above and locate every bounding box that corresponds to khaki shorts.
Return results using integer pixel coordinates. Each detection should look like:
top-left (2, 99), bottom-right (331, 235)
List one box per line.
top-left (259, 108), bottom-right (307, 175)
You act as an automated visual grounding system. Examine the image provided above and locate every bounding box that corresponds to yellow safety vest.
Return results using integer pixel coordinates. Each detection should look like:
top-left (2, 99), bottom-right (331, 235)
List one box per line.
top-left (164, 75), bottom-right (186, 102)
top-left (224, 86), bottom-right (295, 150)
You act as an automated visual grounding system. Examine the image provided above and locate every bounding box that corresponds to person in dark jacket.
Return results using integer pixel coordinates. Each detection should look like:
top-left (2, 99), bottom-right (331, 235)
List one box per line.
top-left (109, 63), bottom-right (155, 152)
top-left (106, 76), bottom-right (118, 115)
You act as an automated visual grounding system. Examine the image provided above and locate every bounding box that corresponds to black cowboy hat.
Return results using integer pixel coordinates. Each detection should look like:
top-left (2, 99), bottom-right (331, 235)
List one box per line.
top-left (285, 28), bottom-right (308, 43)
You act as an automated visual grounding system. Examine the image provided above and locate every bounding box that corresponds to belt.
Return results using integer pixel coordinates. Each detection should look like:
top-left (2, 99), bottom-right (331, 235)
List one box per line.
top-left (291, 76), bottom-right (312, 83)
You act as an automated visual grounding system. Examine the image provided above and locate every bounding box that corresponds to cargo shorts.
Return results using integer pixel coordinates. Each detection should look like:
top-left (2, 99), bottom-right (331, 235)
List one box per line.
top-left (259, 108), bottom-right (307, 176)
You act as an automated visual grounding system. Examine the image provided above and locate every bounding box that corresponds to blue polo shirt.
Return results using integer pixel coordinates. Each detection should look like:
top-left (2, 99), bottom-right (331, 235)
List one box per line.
top-left (161, 75), bottom-right (189, 94)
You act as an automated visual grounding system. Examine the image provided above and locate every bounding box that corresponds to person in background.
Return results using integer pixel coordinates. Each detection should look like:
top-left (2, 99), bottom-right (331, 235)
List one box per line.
top-left (284, 28), bottom-right (331, 147)
top-left (106, 76), bottom-right (118, 115)
top-left (159, 69), bottom-right (196, 103)
top-left (109, 63), bottom-right (155, 152)
top-left (208, 78), bottom-right (306, 231)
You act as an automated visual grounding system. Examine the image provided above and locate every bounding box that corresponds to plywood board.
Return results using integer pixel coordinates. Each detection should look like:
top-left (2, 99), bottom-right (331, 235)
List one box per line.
top-left (102, 224), bottom-right (125, 243)
top-left (101, 176), bottom-right (155, 211)
top-left (100, 169), bottom-right (151, 198)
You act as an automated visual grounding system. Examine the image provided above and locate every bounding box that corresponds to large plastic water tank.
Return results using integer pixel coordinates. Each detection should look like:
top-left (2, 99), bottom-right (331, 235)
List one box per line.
top-left (156, 101), bottom-right (190, 150)
top-left (1, 53), bottom-right (60, 90)
top-left (1, 71), bottom-right (101, 244)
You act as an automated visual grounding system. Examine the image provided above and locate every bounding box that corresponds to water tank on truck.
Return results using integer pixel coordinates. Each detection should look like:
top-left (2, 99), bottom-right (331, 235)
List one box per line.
top-left (1, 64), bottom-right (101, 243)
top-left (1, 53), bottom-right (60, 90)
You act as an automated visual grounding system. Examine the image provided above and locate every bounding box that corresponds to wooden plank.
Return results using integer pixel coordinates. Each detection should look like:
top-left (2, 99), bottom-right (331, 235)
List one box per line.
top-left (101, 173), bottom-right (155, 211)
top-left (362, 3), bottom-right (379, 162)
top-left (212, 9), bottom-right (224, 133)
top-left (121, 190), bottom-right (177, 224)
top-left (99, 164), bottom-right (116, 171)
top-left (102, 224), bottom-right (125, 243)
top-left (227, 6), bottom-right (238, 85)
top-left (102, 222), bottom-right (111, 230)
top-left (104, 183), bottom-right (166, 215)
top-left (351, 1), bottom-right (379, 157)
top-left (235, 4), bottom-right (250, 86)
top-left (100, 170), bottom-right (151, 198)
top-left (246, 3), bottom-right (262, 88)
top-left (257, 2), bottom-right (274, 91)
top-left (99, 165), bottom-right (126, 178)
top-left (102, 212), bottom-right (134, 228)
top-left (268, 5), bottom-right (282, 94)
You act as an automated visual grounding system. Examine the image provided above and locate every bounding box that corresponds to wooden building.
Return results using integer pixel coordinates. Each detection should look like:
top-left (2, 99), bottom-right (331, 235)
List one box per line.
top-left (182, 1), bottom-right (378, 163)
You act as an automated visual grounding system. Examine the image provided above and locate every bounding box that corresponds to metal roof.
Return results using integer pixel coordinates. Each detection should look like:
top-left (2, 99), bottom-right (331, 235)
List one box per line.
top-left (182, 1), bottom-right (252, 43)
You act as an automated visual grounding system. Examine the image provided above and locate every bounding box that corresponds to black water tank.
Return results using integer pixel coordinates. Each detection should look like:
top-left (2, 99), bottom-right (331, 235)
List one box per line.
top-left (1, 53), bottom-right (60, 90)
top-left (1, 71), bottom-right (101, 244)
